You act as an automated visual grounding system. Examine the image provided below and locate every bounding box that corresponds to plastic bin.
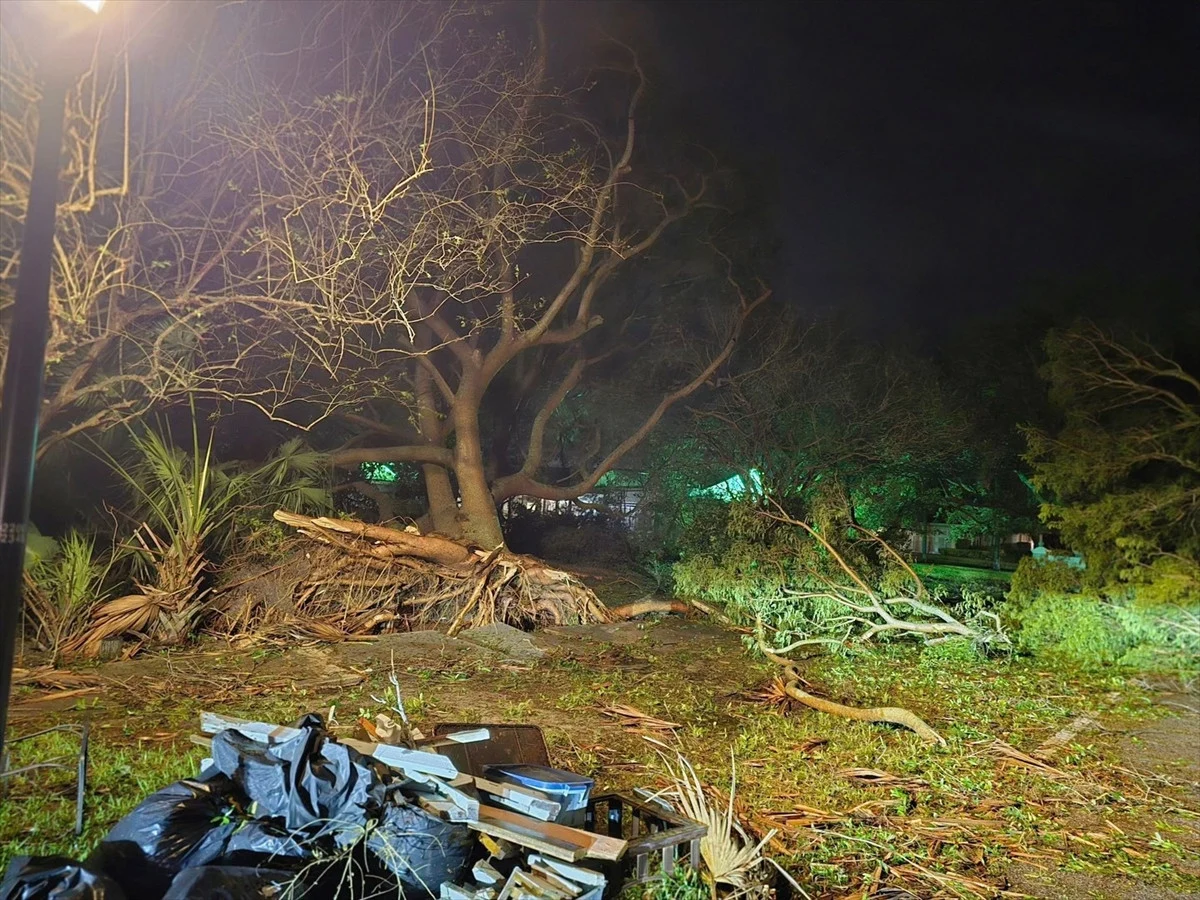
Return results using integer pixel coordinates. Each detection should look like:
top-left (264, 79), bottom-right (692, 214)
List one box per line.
top-left (484, 764), bottom-right (594, 827)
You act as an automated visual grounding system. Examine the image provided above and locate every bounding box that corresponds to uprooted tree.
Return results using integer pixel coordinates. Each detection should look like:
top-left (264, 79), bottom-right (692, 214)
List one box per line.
top-left (241, 2), bottom-right (771, 547)
top-left (5, 1), bottom-right (769, 652)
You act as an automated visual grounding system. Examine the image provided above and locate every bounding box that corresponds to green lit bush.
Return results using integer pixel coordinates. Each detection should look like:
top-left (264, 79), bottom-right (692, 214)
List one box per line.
top-left (1004, 557), bottom-right (1200, 670)
top-left (1009, 592), bottom-right (1200, 671)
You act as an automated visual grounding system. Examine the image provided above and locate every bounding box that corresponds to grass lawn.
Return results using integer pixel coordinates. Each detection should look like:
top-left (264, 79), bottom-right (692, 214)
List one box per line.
top-left (3, 612), bottom-right (1198, 898)
top-left (914, 562), bottom-right (1013, 586)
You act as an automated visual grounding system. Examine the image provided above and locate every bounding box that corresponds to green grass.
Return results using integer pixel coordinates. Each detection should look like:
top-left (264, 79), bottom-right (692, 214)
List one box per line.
top-left (0, 729), bottom-right (206, 866)
top-left (3, 625), bottom-right (1197, 897)
top-left (913, 563), bottom-right (1013, 585)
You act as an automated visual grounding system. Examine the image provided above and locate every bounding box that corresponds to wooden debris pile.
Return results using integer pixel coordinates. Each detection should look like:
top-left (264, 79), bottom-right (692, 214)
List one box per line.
top-left (215, 511), bottom-right (613, 641)
top-left (189, 711), bottom-right (707, 900)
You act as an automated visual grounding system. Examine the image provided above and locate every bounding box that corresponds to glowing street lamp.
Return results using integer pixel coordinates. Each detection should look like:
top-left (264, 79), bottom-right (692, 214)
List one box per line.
top-left (0, 0), bottom-right (109, 756)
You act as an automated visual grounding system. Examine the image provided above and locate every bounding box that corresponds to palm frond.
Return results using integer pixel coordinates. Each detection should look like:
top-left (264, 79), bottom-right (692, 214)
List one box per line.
top-left (657, 749), bottom-right (776, 894)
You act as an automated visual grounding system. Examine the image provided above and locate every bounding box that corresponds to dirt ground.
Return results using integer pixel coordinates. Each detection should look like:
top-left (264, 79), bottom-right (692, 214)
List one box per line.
top-left (6, 574), bottom-right (1199, 898)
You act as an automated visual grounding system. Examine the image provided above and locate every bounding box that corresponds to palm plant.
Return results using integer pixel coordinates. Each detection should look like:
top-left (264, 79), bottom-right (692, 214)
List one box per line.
top-left (24, 531), bottom-right (115, 661)
top-left (65, 417), bottom-right (329, 656)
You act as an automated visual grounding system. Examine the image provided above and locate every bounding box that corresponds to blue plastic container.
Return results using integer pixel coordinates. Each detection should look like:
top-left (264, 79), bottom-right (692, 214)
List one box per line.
top-left (484, 764), bottom-right (594, 826)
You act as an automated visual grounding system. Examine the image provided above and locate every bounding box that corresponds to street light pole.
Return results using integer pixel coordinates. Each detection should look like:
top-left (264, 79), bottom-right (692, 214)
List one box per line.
top-left (0, 67), bottom-right (72, 760)
top-left (0, 0), bottom-right (107, 756)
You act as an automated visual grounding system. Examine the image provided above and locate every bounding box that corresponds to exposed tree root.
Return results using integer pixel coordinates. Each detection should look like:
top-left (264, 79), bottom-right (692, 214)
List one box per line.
top-left (757, 624), bottom-right (946, 746)
top-left (244, 511), bottom-right (613, 639)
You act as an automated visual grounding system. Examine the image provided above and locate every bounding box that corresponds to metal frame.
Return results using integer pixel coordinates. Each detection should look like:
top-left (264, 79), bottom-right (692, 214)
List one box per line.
top-left (0, 720), bottom-right (90, 835)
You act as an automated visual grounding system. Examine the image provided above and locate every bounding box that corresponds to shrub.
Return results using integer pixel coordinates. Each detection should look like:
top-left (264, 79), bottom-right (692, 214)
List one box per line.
top-left (1008, 592), bottom-right (1200, 671)
top-left (24, 531), bottom-right (114, 659)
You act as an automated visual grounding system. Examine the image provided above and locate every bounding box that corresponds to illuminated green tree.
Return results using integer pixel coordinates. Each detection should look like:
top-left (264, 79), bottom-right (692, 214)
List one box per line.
top-left (1023, 322), bottom-right (1200, 602)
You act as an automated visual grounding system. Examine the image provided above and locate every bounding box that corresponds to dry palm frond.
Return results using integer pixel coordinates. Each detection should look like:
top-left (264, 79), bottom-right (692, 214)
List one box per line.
top-left (600, 704), bottom-right (681, 733)
top-left (657, 749), bottom-right (777, 896)
top-left (838, 768), bottom-right (928, 790)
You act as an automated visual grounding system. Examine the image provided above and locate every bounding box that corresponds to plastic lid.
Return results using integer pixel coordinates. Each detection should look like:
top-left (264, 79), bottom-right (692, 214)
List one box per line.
top-left (485, 764), bottom-right (594, 790)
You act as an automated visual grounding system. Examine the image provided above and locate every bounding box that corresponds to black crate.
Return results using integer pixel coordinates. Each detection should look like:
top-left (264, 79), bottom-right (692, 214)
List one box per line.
top-left (584, 793), bottom-right (707, 890)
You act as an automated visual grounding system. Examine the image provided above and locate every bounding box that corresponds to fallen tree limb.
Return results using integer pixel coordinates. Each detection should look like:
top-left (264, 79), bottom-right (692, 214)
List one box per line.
top-left (608, 598), bottom-right (690, 619)
top-left (273, 511), bottom-right (475, 567)
top-left (757, 622), bottom-right (946, 746)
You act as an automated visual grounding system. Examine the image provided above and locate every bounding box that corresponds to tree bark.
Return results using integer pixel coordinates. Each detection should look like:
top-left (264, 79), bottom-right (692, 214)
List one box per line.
top-left (453, 385), bottom-right (506, 548)
top-left (423, 463), bottom-right (458, 536)
top-left (415, 359), bottom-right (459, 537)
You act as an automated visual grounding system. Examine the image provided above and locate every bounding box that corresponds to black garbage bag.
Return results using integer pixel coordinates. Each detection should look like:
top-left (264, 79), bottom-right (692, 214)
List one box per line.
top-left (0, 857), bottom-right (126, 900)
top-left (219, 820), bottom-right (321, 870)
top-left (363, 798), bottom-right (474, 899)
top-left (85, 775), bottom-right (243, 899)
top-left (210, 714), bottom-right (386, 837)
top-left (161, 866), bottom-right (303, 899)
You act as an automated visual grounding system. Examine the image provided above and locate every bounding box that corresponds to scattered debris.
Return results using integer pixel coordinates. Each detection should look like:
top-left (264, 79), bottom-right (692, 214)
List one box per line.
top-left (599, 704), bottom-right (681, 734)
top-left (837, 768), bottom-right (929, 790)
top-left (988, 739), bottom-right (1070, 779)
top-left (656, 749), bottom-right (775, 895)
top-left (1, 709), bottom-right (712, 900)
top-left (1033, 714), bottom-right (1100, 760)
top-left (10, 667), bottom-right (102, 691)
top-left (757, 622), bottom-right (947, 745)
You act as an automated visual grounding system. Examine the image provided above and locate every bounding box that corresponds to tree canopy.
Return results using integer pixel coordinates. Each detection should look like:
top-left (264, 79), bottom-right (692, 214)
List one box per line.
top-left (1024, 322), bottom-right (1200, 602)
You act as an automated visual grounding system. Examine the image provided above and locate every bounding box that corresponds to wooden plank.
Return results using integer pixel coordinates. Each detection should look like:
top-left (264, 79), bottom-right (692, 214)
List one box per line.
top-left (525, 856), bottom-right (606, 889)
top-left (444, 728), bottom-right (491, 744)
top-left (474, 776), bottom-right (561, 821)
top-left (471, 807), bottom-right (588, 862)
top-left (426, 775), bottom-right (481, 820)
top-left (512, 870), bottom-right (572, 900)
top-left (478, 833), bottom-right (518, 860)
top-left (529, 865), bottom-right (584, 898)
top-left (497, 871), bottom-right (521, 900)
top-left (417, 796), bottom-right (473, 823)
top-left (473, 860), bottom-right (503, 886)
top-left (199, 711), bottom-right (458, 779)
top-left (473, 805), bottom-right (626, 862)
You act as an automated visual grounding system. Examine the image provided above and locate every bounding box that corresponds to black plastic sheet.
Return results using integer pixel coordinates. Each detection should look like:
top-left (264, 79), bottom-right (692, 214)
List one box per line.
top-left (5, 714), bottom-right (476, 900)
top-left (209, 714), bottom-right (386, 837)
top-left (0, 857), bottom-right (126, 900)
top-left (85, 776), bottom-right (242, 899)
top-left (364, 797), bottom-right (474, 899)
top-left (160, 866), bottom-right (301, 899)
top-left (219, 820), bottom-right (319, 869)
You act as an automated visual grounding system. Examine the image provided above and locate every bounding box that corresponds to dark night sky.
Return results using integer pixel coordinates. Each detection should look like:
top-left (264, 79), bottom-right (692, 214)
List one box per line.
top-left (629, 1), bottom-right (1200, 334)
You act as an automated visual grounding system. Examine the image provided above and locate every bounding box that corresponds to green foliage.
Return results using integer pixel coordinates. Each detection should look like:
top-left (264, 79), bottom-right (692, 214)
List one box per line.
top-left (24, 531), bottom-right (114, 656)
top-left (1008, 592), bottom-right (1200, 672)
top-left (647, 864), bottom-right (710, 900)
top-left (1007, 556), bottom-right (1085, 609)
top-left (108, 424), bottom-right (328, 566)
top-left (79, 412), bottom-right (332, 647)
top-left (918, 636), bottom-right (984, 667)
top-left (23, 523), bottom-right (60, 568)
top-left (1024, 323), bottom-right (1199, 603)
top-left (672, 499), bottom-right (884, 646)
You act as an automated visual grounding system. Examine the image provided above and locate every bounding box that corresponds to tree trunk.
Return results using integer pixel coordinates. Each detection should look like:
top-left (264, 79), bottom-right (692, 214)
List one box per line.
top-left (453, 392), bottom-right (506, 548)
top-left (422, 464), bottom-right (459, 536)
top-left (414, 354), bottom-right (461, 538)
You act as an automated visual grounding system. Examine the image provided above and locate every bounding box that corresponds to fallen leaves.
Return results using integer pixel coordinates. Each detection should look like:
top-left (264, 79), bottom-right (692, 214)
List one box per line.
top-left (987, 739), bottom-right (1070, 779)
top-left (12, 667), bottom-right (101, 690)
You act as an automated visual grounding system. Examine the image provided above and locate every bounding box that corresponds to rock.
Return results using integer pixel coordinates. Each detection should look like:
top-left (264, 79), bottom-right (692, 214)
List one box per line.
top-left (458, 623), bottom-right (546, 662)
